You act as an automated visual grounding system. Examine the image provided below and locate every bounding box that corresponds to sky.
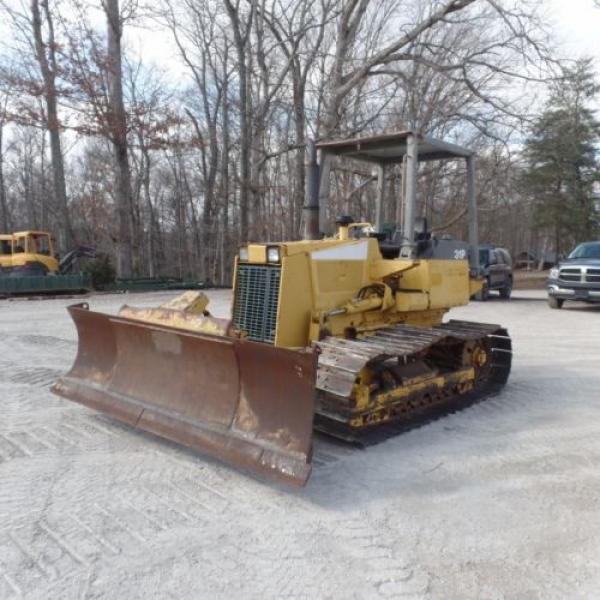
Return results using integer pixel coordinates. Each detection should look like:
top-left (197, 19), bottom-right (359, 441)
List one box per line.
top-left (547, 0), bottom-right (600, 62)
top-left (1, 0), bottom-right (599, 121)
top-left (120, 0), bottom-right (600, 112)
top-left (2, 0), bottom-right (599, 85)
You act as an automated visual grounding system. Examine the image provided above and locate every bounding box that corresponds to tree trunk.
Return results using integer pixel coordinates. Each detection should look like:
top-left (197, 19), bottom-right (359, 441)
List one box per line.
top-left (141, 144), bottom-right (155, 277)
top-left (0, 122), bottom-right (9, 231)
top-left (292, 77), bottom-right (306, 239)
top-left (220, 62), bottom-right (231, 285)
top-left (39, 128), bottom-right (48, 229)
top-left (31, 0), bottom-right (74, 249)
top-left (224, 1), bottom-right (252, 243)
top-left (105, 0), bottom-right (133, 278)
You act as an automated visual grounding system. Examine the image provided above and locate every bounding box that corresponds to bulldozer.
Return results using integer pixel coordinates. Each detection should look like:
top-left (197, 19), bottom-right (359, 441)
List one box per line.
top-left (0, 231), bottom-right (60, 275)
top-left (0, 230), bottom-right (95, 276)
top-left (52, 131), bottom-right (512, 486)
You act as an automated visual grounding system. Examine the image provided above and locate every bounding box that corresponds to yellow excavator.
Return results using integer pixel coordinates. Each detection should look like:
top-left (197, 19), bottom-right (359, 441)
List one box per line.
top-left (52, 131), bottom-right (512, 486)
top-left (0, 231), bottom-right (60, 275)
top-left (0, 230), bottom-right (96, 276)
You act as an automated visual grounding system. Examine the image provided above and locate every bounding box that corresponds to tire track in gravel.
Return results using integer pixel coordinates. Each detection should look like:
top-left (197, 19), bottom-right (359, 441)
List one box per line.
top-left (2, 291), bottom-right (600, 599)
top-left (2, 487), bottom-right (213, 592)
top-left (331, 521), bottom-right (431, 598)
top-left (6, 368), bottom-right (64, 388)
top-left (15, 335), bottom-right (76, 350)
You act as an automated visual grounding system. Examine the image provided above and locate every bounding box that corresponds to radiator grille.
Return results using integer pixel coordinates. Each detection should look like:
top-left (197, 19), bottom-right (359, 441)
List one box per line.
top-left (587, 268), bottom-right (600, 283)
top-left (559, 267), bottom-right (581, 282)
top-left (559, 267), bottom-right (600, 283)
top-left (233, 264), bottom-right (281, 343)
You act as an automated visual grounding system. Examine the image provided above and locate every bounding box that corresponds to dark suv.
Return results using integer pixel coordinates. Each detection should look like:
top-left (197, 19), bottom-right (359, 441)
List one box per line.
top-left (546, 241), bottom-right (600, 308)
top-left (475, 245), bottom-right (513, 300)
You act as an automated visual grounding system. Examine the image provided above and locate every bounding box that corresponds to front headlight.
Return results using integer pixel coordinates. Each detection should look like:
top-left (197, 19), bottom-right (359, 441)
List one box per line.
top-left (267, 246), bottom-right (281, 263)
top-left (549, 268), bottom-right (559, 279)
top-left (239, 247), bottom-right (249, 261)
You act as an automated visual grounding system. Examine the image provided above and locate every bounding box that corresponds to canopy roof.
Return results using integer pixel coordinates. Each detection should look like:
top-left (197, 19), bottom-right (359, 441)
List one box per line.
top-left (316, 131), bottom-right (473, 164)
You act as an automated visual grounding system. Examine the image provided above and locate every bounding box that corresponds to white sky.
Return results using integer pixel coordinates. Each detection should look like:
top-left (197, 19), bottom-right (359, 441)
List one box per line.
top-left (1, 0), bottom-right (599, 113)
top-left (547, 0), bottom-right (600, 62)
top-left (121, 0), bottom-right (600, 104)
top-left (2, 0), bottom-right (599, 82)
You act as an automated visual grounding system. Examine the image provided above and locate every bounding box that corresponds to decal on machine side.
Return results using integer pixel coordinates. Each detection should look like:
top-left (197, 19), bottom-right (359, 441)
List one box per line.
top-left (311, 240), bottom-right (369, 261)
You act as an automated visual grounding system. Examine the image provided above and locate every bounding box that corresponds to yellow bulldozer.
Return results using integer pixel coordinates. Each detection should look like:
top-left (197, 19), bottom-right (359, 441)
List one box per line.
top-left (0, 230), bottom-right (60, 275)
top-left (52, 131), bottom-right (512, 486)
top-left (0, 230), bottom-right (96, 277)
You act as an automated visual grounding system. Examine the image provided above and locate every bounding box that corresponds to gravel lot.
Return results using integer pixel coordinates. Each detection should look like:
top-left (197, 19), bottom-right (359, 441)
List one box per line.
top-left (1, 289), bottom-right (599, 599)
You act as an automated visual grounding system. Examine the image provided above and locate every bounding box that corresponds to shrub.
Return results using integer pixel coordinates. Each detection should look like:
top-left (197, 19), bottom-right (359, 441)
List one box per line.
top-left (84, 254), bottom-right (116, 289)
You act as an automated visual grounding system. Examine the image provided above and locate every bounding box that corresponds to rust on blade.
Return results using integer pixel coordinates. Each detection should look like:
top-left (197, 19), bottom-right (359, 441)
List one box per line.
top-left (51, 303), bottom-right (317, 486)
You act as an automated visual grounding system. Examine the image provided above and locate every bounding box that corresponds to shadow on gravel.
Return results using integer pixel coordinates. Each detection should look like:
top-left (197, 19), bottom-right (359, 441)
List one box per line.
top-left (482, 295), bottom-right (600, 308)
top-left (472, 295), bottom-right (546, 303)
top-left (500, 296), bottom-right (546, 302)
top-left (561, 304), bottom-right (600, 312)
top-left (297, 367), bottom-right (600, 509)
top-left (471, 294), bottom-right (547, 303)
top-left (61, 363), bottom-right (600, 509)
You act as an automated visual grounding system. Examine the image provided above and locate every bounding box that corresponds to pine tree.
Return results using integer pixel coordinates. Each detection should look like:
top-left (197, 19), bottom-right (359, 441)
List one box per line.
top-left (522, 59), bottom-right (600, 257)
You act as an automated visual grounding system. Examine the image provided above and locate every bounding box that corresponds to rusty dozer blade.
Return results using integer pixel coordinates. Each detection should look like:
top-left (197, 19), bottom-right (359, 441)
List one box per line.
top-left (51, 303), bottom-right (318, 486)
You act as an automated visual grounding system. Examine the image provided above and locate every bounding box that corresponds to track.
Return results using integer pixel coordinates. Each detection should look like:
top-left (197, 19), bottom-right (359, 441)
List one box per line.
top-left (314, 320), bottom-right (512, 442)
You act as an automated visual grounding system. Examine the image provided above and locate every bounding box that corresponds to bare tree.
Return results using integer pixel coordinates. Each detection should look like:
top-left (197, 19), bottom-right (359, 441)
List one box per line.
top-left (126, 59), bottom-right (169, 278)
top-left (254, 0), bottom-right (334, 237)
top-left (223, 0), bottom-right (255, 242)
top-left (0, 0), bottom-right (74, 244)
top-left (103, 0), bottom-right (133, 277)
top-left (0, 0), bottom-right (564, 278)
top-left (0, 80), bottom-right (10, 231)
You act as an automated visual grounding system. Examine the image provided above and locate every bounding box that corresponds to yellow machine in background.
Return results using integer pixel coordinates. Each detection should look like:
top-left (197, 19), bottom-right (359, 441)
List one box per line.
top-left (0, 231), bottom-right (59, 275)
top-left (53, 131), bottom-right (512, 486)
top-left (0, 230), bottom-right (96, 281)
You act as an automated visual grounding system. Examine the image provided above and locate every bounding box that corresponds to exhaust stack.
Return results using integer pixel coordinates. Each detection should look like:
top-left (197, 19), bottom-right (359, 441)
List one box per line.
top-left (303, 140), bottom-right (320, 240)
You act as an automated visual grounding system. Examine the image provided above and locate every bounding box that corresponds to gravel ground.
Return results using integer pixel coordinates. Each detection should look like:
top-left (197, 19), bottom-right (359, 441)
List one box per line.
top-left (1, 289), bottom-right (599, 599)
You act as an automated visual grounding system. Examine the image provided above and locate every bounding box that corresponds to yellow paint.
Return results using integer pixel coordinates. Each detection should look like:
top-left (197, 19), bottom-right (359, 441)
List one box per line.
top-left (369, 259), bottom-right (416, 280)
top-left (247, 245), bottom-right (267, 263)
top-left (160, 291), bottom-right (210, 315)
top-left (349, 367), bottom-right (475, 426)
top-left (119, 305), bottom-right (232, 337)
top-left (395, 291), bottom-right (429, 312)
top-left (139, 222), bottom-right (480, 352)
top-left (114, 222), bottom-right (487, 434)
top-left (233, 223), bottom-right (479, 347)
top-left (274, 252), bottom-right (314, 347)
top-left (0, 230), bottom-right (59, 273)
top-left (374, 367), bottom-right (474, 404)
top-left (469, 278), bottom-right (484, 296)
top-left (338, 222), bottom-right (371, 240)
